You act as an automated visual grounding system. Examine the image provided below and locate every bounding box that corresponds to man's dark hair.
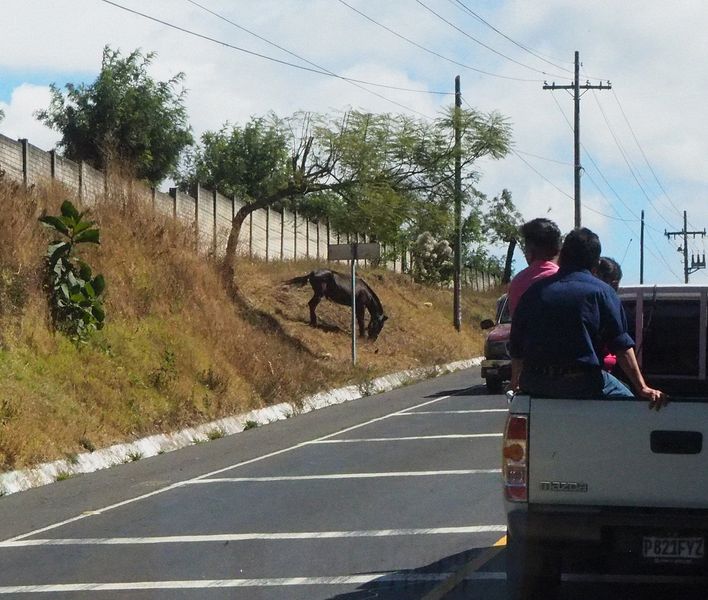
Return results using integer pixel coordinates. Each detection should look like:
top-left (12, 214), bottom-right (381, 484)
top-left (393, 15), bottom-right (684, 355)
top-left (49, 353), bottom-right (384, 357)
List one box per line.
top-left (559, 227), bottom-right (601, 271)
top-left (520, 218), bottom-right (561, 260)
top-left (597, 256), bottom-right (622, 290)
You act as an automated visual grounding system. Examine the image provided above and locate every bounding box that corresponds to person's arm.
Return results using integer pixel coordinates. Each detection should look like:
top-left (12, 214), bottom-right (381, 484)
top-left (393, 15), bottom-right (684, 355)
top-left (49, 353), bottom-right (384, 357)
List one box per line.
top-left (615, 347), bottom-right (668, 410)
top-left (510, 358), bottom-right (523, 392)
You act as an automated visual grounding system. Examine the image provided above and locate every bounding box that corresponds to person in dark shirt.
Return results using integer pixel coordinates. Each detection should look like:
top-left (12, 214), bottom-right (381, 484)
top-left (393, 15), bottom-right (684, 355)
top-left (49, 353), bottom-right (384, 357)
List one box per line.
top-left (595, 256), bottom-right (622, 371)
top-left (509, 228), bottom-right (666, 409)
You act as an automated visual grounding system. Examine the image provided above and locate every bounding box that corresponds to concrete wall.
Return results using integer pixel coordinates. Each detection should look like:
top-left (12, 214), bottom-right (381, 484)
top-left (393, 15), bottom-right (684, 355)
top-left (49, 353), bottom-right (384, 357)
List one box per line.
top-left (54, 153), bottom-right (80, 196)
top-left (0, 134), bottom-right (22, 182)
top-left (0, 131), bottom-right (501, 288)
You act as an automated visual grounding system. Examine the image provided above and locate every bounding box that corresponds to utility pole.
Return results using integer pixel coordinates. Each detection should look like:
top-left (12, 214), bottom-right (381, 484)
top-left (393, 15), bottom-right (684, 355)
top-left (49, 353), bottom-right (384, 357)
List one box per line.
top-left (543, 51), bottom-right (611, 227)
top-left (453, 75), bottom-right (462, 332)
top-left (640, 210), bottom-right (645, 284)
top-left (665, 211), bottom-right (706, 283)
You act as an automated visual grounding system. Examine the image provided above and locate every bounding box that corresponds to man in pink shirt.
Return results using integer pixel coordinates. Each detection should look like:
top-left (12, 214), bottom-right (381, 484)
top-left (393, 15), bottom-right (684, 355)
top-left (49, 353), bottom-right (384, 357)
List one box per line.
top-left (508, 218), bottom-right (561, 316)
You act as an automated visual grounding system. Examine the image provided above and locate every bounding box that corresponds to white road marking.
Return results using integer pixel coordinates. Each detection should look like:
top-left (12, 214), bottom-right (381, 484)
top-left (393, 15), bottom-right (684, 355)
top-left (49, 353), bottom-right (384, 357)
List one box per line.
top-left (185, 469), bottom-right (501, 482)
top-left (311, 434), bottom-right (502, 443)
top-left (0, 526), bottom-right (507, 547)
top-left (0, 573), bottom-right (507, 594)
top-left (397, 409), bottom-right (507, 415)
top-left (4, 393), bottom-right (462, 542)
top-left (562, 573), bottom-right (708, 584)
top-left (4, 571), bottom-right (708, 593)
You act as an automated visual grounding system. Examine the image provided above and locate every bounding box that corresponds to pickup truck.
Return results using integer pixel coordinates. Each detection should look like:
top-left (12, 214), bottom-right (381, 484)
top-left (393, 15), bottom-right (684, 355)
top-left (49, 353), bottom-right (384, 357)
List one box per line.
top-left (503, 285), bottom-right (708, 599)
top-left (480, 294), bottom-right (511, 393)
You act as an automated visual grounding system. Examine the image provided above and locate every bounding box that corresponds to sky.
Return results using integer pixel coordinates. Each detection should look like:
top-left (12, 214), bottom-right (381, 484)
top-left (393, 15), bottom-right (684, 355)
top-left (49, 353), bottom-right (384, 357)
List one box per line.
top-left (2, 0), bottom-right (707, 285)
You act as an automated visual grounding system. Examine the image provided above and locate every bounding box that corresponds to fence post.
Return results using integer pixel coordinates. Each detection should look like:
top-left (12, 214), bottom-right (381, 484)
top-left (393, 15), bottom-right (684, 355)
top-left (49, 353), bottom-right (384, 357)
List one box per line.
top-left (19, 138), bottom-right (28, 187)
top-left (306, 219), bottom-right (310, 258)
top-left (49, 149), bottom-right (56, 179)
top-left (263, 206), bottom-right (269, 262)
top-left (80, 161), bottom-right (88, 204)
top-left (169, 187), bottom-right (177, 219)
top-left (249, 206), bottom-right (253, 259)
top-left (316, 221), bottom-right (320, 260)
top-left (193, 185), bottom-right (200, 252)
top-left (151, 187), bottom-right (156, 211)
top-left (212, 190), bottom-right (218, 256)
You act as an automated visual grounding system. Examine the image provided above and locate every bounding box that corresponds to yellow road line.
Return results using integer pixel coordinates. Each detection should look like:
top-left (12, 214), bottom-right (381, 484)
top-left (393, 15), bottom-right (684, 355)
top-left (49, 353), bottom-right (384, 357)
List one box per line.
top-left (421, 534), bottom-right (507, 599)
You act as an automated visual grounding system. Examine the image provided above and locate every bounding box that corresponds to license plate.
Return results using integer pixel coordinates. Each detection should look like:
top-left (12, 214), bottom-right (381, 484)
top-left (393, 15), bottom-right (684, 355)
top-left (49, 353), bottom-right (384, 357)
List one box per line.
top-left (486, 368), bottom-right (499, 376)
top-left (642, 536), bottom-right (705, 562)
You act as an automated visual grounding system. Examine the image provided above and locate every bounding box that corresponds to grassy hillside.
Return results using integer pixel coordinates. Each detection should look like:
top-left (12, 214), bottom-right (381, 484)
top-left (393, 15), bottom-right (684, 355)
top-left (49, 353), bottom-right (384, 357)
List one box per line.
top-left (0, 175), bottom-right (500, 472)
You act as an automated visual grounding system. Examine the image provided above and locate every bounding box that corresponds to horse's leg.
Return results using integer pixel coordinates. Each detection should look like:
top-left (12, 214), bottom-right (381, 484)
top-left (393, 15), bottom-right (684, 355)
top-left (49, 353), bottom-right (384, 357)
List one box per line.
top-left (356, 301), bottom-right (366, 337)
top-left (308, 294), bottom-right (321, 327)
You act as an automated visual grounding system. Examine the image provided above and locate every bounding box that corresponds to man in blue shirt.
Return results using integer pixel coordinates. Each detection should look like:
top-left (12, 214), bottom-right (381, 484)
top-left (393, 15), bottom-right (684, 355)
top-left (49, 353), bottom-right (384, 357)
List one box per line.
top-left (509, 228), bottom-right (666, 409)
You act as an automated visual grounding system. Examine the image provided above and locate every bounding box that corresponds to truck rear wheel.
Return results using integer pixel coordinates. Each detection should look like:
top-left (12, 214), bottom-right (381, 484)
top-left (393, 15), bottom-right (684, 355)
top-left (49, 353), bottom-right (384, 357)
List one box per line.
top-left (485, 376), bottom-right (503, 394)
top-left (506, 532), bottom-right (561, 600)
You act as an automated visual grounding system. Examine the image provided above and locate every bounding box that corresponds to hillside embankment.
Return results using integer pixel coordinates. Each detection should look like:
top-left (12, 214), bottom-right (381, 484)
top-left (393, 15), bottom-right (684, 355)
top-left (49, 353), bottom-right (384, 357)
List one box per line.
top-left (0, 176), bottom-right (499, 472)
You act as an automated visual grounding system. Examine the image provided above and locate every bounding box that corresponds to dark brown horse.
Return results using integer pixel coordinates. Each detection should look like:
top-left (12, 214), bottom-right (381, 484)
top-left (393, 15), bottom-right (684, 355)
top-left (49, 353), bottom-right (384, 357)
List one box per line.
top-left (284, 269), bottom-right (388, 340)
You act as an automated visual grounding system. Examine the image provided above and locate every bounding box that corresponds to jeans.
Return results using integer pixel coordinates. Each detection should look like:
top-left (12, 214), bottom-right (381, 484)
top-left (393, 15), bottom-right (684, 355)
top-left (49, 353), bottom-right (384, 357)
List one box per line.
top-left (600, 370), bottom-right (634, 397)
top-left (521, 368), bottom-right (634, 399)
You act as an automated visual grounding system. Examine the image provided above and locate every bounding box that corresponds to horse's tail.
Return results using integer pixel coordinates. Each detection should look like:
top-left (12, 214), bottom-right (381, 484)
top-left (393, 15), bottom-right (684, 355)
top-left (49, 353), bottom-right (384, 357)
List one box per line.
top-left (282, 272), bottom-right (312, 287)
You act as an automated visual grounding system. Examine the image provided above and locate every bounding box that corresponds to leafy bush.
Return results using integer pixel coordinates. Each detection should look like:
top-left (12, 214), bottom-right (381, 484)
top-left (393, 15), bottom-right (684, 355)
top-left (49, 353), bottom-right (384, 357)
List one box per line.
top-left (39, 200), bottom-right (106, 343)
top-left (411, 232), bottom-right (454, 284)
top-left (149, 348), bottom-right (177, 391)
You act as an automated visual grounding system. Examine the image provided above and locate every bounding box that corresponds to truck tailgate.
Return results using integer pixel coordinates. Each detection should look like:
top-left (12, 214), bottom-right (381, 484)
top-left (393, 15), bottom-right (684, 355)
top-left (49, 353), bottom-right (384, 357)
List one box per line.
top-left (529, 398), bottom-right (708, 508)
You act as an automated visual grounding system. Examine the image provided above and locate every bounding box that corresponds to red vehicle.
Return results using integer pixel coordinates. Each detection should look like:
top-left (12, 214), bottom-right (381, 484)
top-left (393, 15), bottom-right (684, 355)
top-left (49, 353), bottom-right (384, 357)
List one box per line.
top-left (480, 294), bottom-right (511, 393)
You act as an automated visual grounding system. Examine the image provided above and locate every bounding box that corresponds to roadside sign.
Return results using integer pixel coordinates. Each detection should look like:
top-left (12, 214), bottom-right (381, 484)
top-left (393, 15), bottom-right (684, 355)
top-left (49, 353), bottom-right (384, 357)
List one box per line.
top-left (326, 242), bottom-right (381, 366)
top-left (328, 242), bottom-right (380, 261)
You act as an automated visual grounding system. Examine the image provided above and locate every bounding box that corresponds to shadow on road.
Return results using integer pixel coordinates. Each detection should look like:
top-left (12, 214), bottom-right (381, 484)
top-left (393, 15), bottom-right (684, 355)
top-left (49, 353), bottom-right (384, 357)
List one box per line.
top-left (326, 543), bottom-right (708, 600)
top-left (424, 385), bottom-right (489, 398)
top-left (326, 545), bottom-right (498, 599)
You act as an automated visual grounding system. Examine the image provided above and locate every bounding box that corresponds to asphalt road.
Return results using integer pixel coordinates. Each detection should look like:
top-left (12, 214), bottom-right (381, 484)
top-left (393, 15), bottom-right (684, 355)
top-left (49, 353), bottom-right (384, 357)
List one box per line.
top-left (0, 367), bottom-right (707, 599)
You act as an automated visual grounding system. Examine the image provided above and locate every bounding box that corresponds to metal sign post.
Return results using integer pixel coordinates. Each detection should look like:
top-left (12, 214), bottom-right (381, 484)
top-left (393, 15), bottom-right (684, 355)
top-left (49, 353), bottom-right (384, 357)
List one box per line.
top-left (328, 242), bottom-right (381, 365)
top-left (351, 246), bottom-right (357, 365)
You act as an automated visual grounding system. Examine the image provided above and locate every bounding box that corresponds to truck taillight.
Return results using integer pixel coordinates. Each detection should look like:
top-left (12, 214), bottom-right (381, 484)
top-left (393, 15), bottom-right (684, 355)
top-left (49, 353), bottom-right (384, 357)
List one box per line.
top-left (503, 414), bottom-right (528, 502)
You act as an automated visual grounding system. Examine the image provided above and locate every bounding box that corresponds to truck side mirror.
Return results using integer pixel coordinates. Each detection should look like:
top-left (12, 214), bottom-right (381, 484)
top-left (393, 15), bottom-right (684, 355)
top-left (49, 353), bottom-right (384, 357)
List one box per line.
top-left (480, 319), bottom-right (495, 330)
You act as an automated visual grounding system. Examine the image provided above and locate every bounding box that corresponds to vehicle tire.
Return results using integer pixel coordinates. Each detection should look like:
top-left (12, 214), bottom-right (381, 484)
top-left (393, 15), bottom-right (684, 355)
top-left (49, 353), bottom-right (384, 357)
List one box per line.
top-left (506, 531), bottom-right (561, 600)
top-left (485, 376), bottom-right (503, 394)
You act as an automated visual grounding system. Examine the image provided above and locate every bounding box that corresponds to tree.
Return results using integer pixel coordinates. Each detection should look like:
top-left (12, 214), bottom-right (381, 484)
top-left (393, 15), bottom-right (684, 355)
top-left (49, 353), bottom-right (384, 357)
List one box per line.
top-left (177, 107), bottom-right (511, 291)
top-left (482, 189), bottom-right (523, 283)
top-left (0, 107), bottom-right (4, 124)
top-left (36, 46), bottom-right (193, 185)
top-left (411, 232), bottom-right (454, 284)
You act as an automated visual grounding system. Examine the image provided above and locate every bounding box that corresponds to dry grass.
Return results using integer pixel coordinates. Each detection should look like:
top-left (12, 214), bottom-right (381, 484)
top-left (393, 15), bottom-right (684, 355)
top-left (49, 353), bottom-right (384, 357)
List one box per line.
top-left (0, 173), bottom-right (500, 471)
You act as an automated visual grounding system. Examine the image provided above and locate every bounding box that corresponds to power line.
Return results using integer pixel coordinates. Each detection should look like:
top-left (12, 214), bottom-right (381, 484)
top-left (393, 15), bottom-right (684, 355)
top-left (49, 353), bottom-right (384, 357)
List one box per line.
top-left (185, 0), bottom-right (453, 97)
top-left (98, 0), bottom-right (435, 119)
top-left (544, 93), bottom-right (681, 280)
top-left (414, 0), bottom-right (569, 79)
top-left (449, 0), bottom-right (574, 70)
top-left (590, 89), bottom-right (679, 232)
top-left (611, 89), bottom-right (687, 224)
top-left (514, 149), bottom-right (573, 166)
top-left (511, 149), bottom-right (573, 200)
top-left (337, 0), bottom-right (544, 83)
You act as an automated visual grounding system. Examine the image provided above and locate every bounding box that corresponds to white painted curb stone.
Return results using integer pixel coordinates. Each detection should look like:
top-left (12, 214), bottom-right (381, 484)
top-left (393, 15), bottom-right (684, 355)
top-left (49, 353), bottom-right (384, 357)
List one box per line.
top-left (0, 357), bottom-right (483, 496)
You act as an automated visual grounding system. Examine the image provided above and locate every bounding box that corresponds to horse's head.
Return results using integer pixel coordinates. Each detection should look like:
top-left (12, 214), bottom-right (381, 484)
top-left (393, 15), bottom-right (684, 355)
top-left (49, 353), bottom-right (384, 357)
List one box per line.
top-left (367, 314), bottom-right (388, 340)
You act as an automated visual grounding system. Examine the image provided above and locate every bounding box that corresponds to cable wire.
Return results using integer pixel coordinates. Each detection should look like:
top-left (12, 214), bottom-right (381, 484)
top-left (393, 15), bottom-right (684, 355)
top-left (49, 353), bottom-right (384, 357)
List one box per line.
top-left (611, 89), bottom-right (688, 225)
top-left (185, 0), bottom-right (453, 96)
top-left (449, 0), bottom-right (574, 69)
top-left (514, 149), bottom-right (573, 166)
top-left (338, 0), bottom-right (545, 83)
top-left (98, 0), bottom-right (436, 119)
top-left (590, 89), bottom-right (679, 232)
top-left (545, 93), bottom-right (681, 280)
top-left (414, 0), bottom-right (569, 79)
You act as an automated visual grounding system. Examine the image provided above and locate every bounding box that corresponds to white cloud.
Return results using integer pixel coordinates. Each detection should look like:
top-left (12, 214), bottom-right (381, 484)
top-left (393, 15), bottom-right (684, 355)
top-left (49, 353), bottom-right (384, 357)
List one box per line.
top-left (2, 0), bottom-right (708, 283)
top-left (0, 84), bottom-right (60, 149)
